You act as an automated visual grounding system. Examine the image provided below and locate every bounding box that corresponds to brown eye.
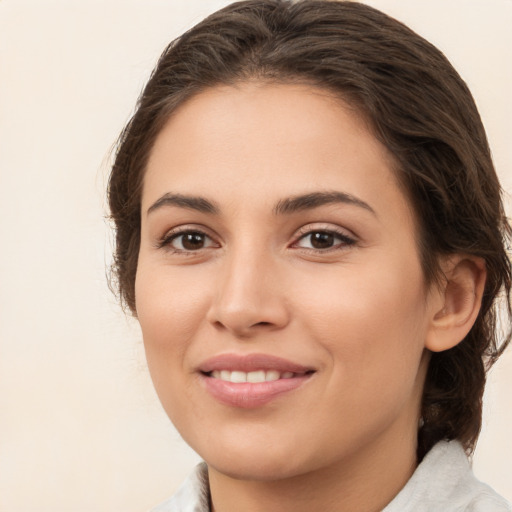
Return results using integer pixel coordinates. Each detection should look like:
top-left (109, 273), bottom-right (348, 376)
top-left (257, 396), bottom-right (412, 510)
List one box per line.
top-left (182, 233), bottom-right (206, 250)
top-left (169, 231), bottom-right (215, 251)
top-left (310, 232), bottom-right (335, 249)
top-left (295, 230), bottom-right (355, 251)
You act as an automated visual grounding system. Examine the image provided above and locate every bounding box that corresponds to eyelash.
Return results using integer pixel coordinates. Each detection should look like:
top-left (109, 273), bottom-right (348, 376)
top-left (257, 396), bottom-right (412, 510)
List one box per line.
top-left (157, 227), bottom-right (218, 254)
top-left (291, 226), bottom-right (356, 252)
top-left (157, 226), bottom-right (356, 254)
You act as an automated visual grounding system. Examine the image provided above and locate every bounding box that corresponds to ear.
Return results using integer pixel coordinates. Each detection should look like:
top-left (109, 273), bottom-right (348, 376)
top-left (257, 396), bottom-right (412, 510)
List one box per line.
top-left (425, 255), bottom-right (487, 352)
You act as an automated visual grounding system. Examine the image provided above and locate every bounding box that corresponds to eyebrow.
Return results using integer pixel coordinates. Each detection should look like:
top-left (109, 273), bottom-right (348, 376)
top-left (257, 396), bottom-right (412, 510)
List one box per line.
top-left (147, 193), bottom-right (220, 216)
top-left (273, 191), bottom-right (376, 216)
top-left (146, 190), bottom-right (375, 217)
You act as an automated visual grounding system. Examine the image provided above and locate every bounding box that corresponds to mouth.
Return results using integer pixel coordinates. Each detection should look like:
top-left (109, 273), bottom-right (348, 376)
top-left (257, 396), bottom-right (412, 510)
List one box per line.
top-left (205, 369), bottom-right (312, 383)
top-left (198, 353), bottom-right (316, 408)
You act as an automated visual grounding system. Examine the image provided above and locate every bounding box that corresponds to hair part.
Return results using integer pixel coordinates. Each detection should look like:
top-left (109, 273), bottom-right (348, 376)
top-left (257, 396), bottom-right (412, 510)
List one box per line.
top-left (108, 0), bottom-right (511, 459)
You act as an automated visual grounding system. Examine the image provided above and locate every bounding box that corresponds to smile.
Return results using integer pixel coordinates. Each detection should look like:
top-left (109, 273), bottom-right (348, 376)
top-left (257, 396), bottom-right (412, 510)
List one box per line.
top-left (198, 354), bottom-right (315, 408)
top-left (209, 370), bottom-right (300, 383)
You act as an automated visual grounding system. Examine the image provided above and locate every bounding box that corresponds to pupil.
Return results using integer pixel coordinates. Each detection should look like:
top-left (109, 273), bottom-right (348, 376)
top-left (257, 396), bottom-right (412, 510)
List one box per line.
top-left (182, 233), bottom-right (205, 250)
top-left (311, 232), bottom-right (334, 249)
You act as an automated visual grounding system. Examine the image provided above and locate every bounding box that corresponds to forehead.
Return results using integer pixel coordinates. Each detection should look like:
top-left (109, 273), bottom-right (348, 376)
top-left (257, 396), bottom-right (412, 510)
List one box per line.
top-left (142, 82), bottom-right (412, 224)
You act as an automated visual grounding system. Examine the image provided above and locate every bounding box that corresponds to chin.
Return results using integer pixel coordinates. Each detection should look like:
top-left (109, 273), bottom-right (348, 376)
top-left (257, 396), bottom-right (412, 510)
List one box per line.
top-left (192, 433), bottom-right (324, 482)
top-left (207, 455), bottom-right (309, 482)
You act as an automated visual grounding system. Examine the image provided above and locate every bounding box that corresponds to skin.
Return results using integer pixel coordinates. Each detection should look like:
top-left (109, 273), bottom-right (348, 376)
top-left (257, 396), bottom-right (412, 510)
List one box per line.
top-left (135, 83), bottom-right (484, 512)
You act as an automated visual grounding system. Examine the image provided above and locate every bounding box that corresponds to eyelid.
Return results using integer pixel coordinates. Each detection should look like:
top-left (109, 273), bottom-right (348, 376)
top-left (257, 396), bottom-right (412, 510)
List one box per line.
top-left (156, 224), bottom-right (221, 251)
top-left (154, 223), bottom-right (356, 253)
top-left (290, 224), bottom-right (357, 250)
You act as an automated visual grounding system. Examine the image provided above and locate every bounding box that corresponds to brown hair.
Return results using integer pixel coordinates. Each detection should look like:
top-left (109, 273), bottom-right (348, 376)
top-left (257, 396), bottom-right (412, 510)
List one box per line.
top-left (108, 0), bottom-right (511, 459)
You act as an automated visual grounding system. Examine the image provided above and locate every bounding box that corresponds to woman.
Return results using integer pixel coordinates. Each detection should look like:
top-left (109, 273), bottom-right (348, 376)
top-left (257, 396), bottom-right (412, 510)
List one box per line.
top-left (108, 1), bottom-right (512, 510)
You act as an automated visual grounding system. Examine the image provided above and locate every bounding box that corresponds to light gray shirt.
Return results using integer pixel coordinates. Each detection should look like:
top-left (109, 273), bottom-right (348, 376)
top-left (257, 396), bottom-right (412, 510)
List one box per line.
top-left (150, 441), bottom-right (511, 511)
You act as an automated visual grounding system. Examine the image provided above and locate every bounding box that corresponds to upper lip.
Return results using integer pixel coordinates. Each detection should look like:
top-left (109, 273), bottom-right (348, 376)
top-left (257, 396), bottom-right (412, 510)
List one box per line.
top-left (198, 353), bottom-right (315, 374)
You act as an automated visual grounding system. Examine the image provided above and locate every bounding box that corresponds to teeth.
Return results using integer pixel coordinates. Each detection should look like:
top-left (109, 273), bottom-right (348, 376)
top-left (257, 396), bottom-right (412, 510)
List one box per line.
top-left (265, 370), bottom-right (280, 381)
top-left (231, 371), bottom-right (247, 383)
top-left (247, 370), bottom-right (266, 383)
top-left (210, 370), bottom-right (297, 383)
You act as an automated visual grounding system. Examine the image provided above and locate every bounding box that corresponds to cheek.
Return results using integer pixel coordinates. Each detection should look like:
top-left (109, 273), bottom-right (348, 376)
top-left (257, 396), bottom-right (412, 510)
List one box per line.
top-left (134, 264), bottom-right (214, 426)
top-left (293, 254), bottom-right (428, 384)
top-left (134, 263), bottom-right (213, 388)
top-left (136, 263), bottom-right (210, 338)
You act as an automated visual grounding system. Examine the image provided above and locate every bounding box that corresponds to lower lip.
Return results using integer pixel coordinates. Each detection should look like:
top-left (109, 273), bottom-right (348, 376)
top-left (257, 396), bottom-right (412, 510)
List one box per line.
top-left (201, 374), bottom-right (312, 409)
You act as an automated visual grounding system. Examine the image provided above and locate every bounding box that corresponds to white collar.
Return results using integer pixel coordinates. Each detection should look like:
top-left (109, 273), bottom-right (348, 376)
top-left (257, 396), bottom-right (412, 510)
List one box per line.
top-left (151, 440), bottom-right (511, 511)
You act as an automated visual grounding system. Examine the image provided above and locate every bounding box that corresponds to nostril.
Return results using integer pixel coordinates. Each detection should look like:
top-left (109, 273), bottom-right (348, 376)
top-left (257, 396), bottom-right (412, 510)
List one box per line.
top-left (212, 321), bottom-right (225, 330)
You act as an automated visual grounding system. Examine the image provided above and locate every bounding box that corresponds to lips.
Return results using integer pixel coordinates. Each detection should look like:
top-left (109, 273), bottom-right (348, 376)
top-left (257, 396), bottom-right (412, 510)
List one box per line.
top-left (198, 353), bottom-right (315, 408)
top-left (199, 353), bottom-right (313, 373)
top-left (210, 369), bottom-right (295, 383)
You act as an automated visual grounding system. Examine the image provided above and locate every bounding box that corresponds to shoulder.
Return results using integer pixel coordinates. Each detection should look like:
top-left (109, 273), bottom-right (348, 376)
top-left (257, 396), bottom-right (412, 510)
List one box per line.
top-left (148, 462), bottom-right (210, 512)
top-left (384, 441), bottom-right (511, 512)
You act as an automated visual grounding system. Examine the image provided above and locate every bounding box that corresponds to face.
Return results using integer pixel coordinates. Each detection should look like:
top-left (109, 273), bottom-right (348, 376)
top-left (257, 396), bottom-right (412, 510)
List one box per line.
top-left (136, 83), bottom-right (439, 481)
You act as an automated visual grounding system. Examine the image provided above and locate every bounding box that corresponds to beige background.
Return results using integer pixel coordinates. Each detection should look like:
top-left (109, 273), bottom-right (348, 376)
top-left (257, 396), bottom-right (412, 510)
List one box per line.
top-left (0, 0), bottom-right (510, 510)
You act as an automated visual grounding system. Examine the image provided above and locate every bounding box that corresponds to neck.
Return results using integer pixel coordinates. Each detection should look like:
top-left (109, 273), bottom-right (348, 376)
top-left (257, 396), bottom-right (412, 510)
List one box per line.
top-left (208, 422), bottom-right (419, 512)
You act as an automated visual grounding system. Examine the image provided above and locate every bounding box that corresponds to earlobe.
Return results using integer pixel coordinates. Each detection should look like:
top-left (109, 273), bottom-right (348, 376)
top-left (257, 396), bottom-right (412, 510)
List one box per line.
top-left (425, 256), bottom-right (486, 353)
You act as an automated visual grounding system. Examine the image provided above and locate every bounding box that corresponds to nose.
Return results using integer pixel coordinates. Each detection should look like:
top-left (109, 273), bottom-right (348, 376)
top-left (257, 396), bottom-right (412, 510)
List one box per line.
top-left (206, 247), bottom-right (290, 338)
